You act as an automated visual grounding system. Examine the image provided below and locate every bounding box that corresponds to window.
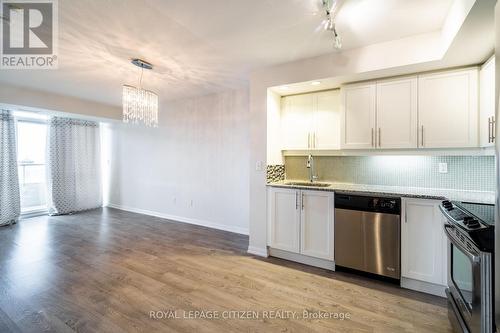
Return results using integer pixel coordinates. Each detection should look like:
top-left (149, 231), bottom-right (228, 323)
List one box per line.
top-left (16, 120), bottom-right (48, 213)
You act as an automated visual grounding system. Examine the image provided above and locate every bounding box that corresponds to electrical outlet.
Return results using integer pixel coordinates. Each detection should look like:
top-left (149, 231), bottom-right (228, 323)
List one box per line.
top-left (438, 163), bottom-right (448, 174)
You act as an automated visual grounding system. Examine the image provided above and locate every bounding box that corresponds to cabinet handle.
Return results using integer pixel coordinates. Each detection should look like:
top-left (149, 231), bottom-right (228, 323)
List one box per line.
top-left (488, 117), bottom-right (491, 143)
top-left (421, 125), bottom-right (424, 147)
top-left (492, 116), bottom-right (496, 143)
top-left (378, 128), bottom-right (381, 148)
top-left (371, 128), bottom-right (374, 147)
top-left (301, 193), bottom-right (304, 210)
top-left (295, 192), bottom-right (299, 209)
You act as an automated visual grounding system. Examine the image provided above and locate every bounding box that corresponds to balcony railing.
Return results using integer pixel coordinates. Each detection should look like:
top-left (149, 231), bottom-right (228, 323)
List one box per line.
top-left (18, 163), bottom-right (47, 212)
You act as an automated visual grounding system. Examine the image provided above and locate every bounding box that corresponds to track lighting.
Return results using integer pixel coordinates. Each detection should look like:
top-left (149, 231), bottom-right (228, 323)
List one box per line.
top-left (322, 0), bottom-right (342, 50)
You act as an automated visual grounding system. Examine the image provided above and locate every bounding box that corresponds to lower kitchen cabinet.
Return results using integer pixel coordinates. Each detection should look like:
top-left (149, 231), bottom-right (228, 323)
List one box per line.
top-left (267, 187), bottom-right (300, 253)
top-left (300, 190), bottom-right (335, 260)
top-left (268, 187), bottom-right (334, 261)
top-left (401, 198), bottom-right (447, 295)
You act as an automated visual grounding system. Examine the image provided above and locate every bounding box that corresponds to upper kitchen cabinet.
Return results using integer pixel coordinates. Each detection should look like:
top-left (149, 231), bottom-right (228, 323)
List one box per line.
top-left (314, 90), bottom-right (341, 150)
top-left (280, 93), bottom-right (314, 150)
top-left (341, 77), bottom-right (417, 149)
top-left (418, 68), bottom-right (479, 148)
top-left (376, 76), bottom-right (418, 149)
top-left (480, 56), bottom-right (495, 147)
top-left (340, 82), bottom-right (377, 149)
top-left (281, 90), bottom-right (340, 150)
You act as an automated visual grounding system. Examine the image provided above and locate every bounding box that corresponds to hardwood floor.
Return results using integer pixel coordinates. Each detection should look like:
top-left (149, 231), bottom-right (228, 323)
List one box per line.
top-left (0, 208), bottom-right (451, 332)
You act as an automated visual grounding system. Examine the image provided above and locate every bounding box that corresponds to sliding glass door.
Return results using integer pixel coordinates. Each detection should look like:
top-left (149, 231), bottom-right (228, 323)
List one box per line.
top-left (16, 120), bottom-right (48, 213)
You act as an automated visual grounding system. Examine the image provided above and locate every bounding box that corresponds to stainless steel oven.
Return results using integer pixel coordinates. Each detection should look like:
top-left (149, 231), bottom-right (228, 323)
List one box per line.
top-left (444, 223), bottom-right (493, 333)
top-left (440, 201), bottom-right (495, 333)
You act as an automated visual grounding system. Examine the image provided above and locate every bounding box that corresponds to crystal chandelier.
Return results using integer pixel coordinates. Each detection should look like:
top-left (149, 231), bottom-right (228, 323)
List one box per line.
top-left (123, 59), bottom-right (159, 127)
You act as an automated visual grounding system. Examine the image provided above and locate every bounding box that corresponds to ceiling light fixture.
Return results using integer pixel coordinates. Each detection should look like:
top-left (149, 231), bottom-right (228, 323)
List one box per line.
top-left (311, 81), bottom-right (321, 86)
top-left (279, 86), bottom-right (290, 91)
top-left (322, 0), bottom-right (342, 50)
top-left (123, 58), bottom-right (159, 127)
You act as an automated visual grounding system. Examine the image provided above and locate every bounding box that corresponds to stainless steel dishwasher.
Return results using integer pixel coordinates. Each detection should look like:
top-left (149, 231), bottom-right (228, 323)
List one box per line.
top-left (334, 194), bottom-right (401, 279)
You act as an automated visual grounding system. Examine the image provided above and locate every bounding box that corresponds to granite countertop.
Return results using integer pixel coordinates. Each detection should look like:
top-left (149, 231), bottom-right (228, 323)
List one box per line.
top-left (267, 180), bottom-right (495, 204)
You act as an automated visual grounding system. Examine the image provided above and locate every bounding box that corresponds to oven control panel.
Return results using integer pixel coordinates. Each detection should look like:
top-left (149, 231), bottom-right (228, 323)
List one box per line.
top-left (440, 201), bottom-right (494, 253)
top-left (440, 201), bottom-right (485, 230)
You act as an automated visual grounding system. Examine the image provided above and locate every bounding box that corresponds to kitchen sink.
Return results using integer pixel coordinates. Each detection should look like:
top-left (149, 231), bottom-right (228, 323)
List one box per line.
top-left (284, 181), bottom-right (331, 188)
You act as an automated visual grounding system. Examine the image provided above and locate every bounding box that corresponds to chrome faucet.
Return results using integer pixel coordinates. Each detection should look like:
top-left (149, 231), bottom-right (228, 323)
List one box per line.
top-left (306, 154), bottom-right (318, 183)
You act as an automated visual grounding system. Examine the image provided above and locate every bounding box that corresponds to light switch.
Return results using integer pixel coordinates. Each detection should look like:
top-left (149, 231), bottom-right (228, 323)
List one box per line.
top-left (438, 163), bottom-right (448, 174)
top-left (255, 161), bottom-right (265, 171)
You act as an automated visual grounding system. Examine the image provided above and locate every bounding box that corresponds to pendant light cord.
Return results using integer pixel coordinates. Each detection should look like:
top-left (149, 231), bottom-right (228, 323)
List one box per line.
top-left (139, 67), bottom-right (144, 89)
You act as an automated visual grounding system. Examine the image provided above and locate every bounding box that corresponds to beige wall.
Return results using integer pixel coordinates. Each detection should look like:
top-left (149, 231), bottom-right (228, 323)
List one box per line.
top-left (0, 83), bottom-right (121, 120)
top-left (106, 89), bottom-right (250, 234)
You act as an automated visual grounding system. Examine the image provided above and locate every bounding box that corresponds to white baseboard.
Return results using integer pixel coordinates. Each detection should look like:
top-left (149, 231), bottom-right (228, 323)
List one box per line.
top-left (247, 246), bottom-right (268, 257)
top-left (268, 248), bottom-right (335, 270)
top-left (106, 203), bottom-right (249, 235)
top-left (401, 277), bottom-right (446, 298)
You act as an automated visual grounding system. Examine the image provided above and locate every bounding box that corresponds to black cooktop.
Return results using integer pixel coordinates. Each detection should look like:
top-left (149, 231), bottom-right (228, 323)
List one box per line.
top-left (455, 202), bottom-right (495, 226)
top-left (440, 200), bottom-right (495, 252)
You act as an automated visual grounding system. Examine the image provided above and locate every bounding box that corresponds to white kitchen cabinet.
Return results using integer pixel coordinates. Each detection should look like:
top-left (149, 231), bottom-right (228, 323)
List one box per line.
top-left (376, 76), bottom-right (418, 148)
top-left (268, 187), bottom-right (334, 261)
top-left (300, 190), bottom-right (335, 260)
top-left (401, 199), bottom-right (447, 287)
top-left (480, 56), bottom-right (496, 147)
top-left (268, 187), bottom-right (301, 253)
top-left (341, 77), bottom-right (417, 149)
top-left (280, 93), bottom-right (314, 150)
top-left (313, 90), bottom-right (341, 150)
top-left (281, 90), bottom-right (340, 150)
top-left (418, 68), bottom-right (479, 148)
top-left (340, 82), bottom-right (377, 149)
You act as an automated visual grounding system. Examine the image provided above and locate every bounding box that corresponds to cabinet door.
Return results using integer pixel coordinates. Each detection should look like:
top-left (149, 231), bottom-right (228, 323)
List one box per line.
top-left (313, 90), bottom-right (341, 150)
top-left (300, 190), bottom-right (334, 260)
top-left (401, 199), bottom-right (447, 285)
top-left (418, 68), bottom-right (479, 148)
top-left (268, 188), bottom-right (300, 253)
top-left (281, 94), bottom-right (314, 150)
top-left (480, 57), bottom-right (495, 147)
top-left (376, 77), bottom-right (418, 149)
top-left (340, 82), bottom-right (377, 149)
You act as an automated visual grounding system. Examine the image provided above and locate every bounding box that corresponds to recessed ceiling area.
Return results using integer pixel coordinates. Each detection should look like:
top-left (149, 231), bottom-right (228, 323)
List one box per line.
top-left (0, 0), bottom-right (464, 106)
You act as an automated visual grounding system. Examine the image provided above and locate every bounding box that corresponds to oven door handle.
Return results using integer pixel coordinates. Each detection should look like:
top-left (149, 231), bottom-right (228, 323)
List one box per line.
top-left (443, 224), bottom-right (481, 263)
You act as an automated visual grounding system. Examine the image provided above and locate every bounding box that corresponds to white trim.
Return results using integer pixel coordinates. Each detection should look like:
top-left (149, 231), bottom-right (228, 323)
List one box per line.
top-left (283, 147), bottom-right (495, 157)
top-left (400, 277), bottom-right (446, 298)
top-left (268, 248), bottom-right (335, 270)
top-left (106, 203), bottom-right (249, 235)
top-left (247, 246), bottom-right (269, 257)
top-left (20, 210), bottom-right (48, 219)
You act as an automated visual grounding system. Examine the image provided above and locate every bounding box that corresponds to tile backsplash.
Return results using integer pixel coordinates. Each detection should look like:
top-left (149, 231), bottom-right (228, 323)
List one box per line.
top-left (285, 156), bottom-right (495, 192)
top-left (267, 165), bottom-right (285, 183)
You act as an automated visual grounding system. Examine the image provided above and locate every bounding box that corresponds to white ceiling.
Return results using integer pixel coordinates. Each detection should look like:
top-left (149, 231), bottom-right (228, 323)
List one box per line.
top-left (0, 0), bottom-right (455, 105)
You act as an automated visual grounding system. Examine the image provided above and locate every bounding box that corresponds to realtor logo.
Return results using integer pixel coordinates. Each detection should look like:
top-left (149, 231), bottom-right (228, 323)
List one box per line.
top-left (1, 0), bottom-right (58, 69)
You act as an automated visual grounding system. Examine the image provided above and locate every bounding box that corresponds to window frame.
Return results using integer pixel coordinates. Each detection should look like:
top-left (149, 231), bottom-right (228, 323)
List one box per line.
top-left (14, 117), bottom-right (49, 217)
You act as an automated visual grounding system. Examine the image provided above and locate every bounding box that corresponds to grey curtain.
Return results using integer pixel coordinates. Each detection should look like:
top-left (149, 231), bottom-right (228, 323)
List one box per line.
top-left (47, 117), bottom-right (102, 215)
top-left (0, 110), bottom-right (20, 226)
